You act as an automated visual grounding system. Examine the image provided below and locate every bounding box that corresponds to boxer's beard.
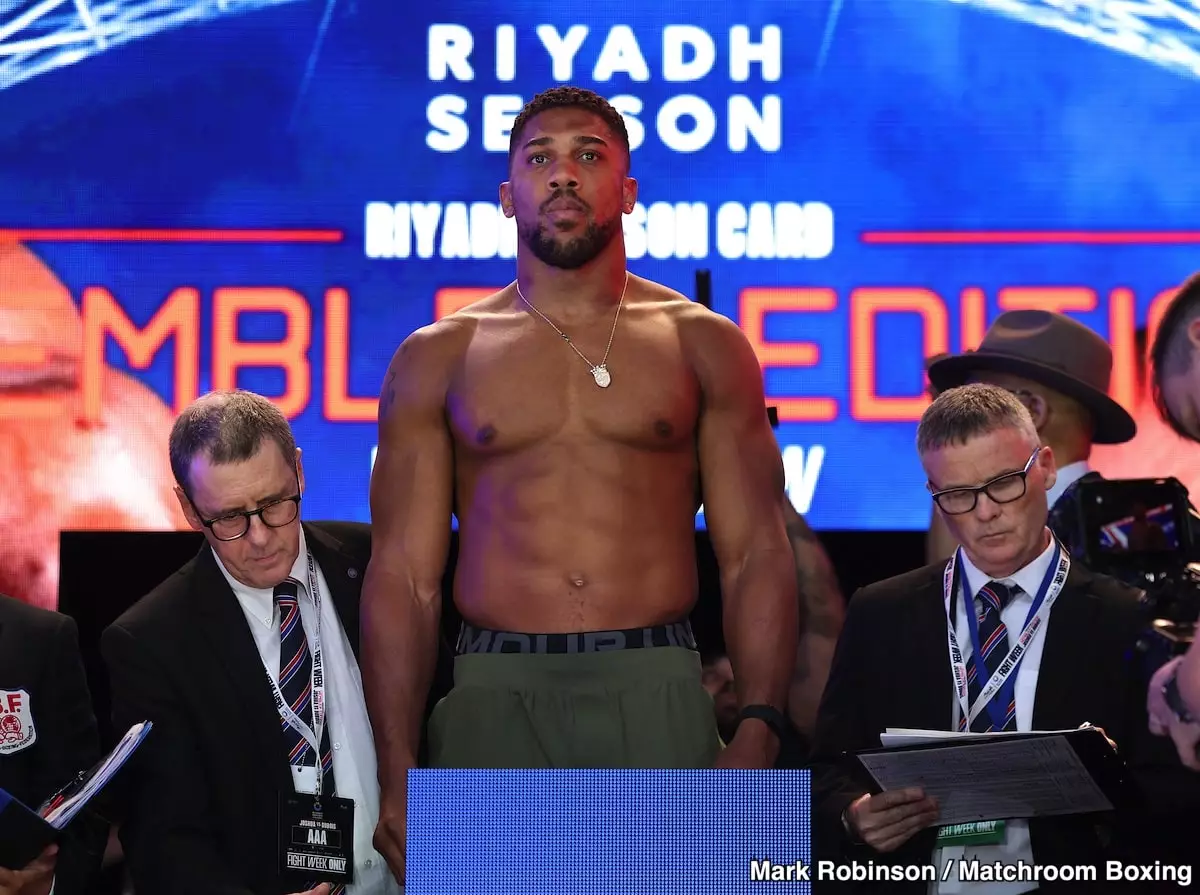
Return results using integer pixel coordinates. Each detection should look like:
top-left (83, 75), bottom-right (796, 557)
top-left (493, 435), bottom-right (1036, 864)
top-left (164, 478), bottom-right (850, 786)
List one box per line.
top-left (519, 209), bottom-right (621, 270)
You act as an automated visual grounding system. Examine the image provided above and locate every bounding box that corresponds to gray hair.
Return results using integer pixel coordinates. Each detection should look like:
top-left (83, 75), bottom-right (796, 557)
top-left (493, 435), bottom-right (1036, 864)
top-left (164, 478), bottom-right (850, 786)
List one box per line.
top-left (917, 383), bottom-right (1039, 455)
top-left (169, 389), bottom-right (296, 493)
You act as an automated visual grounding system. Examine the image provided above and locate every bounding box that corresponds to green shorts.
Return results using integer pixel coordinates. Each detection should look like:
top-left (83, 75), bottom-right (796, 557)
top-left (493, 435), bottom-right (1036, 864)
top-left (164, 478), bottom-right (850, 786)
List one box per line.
top-left (428, 621), bottom-right (722, 769)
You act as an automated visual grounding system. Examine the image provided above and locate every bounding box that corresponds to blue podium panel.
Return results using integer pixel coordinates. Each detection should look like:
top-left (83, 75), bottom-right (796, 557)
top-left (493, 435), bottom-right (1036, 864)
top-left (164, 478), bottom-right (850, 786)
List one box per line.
top-left (406, 769), bottom-right (811, 894)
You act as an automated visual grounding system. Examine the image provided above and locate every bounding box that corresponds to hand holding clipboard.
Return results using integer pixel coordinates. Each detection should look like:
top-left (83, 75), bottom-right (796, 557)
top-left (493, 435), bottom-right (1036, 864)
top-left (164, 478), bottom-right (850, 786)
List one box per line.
top-left (0, 721), bottom-right (152, 871)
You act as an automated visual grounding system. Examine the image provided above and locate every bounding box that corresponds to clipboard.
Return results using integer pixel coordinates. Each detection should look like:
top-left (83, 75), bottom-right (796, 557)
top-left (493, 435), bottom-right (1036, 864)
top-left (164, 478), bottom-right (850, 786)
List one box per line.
top-left (0, 720), bottom-right (152, 870)
top-left (846, 726), bottom-right (1138, 826)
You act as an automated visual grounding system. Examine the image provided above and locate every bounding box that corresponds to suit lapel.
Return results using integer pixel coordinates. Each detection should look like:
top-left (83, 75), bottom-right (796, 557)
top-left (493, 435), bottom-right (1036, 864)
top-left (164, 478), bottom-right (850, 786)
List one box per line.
top-left (913, 575), bottom-right (957, 730)
top-left (1031, 563), bottom-right (1098, 731)
top-left (190, 546), bottom-right (293, 791)
top-left (303, 524), bottom-right (363, 658)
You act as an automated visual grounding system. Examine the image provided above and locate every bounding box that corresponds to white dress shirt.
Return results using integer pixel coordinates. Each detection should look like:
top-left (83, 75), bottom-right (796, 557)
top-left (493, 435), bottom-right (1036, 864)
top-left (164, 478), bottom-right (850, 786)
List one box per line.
top-left (213, 528), bottom-right (401, 895)
top-left (930, 534), bottom-right (1058, 895)
top-left (1046, 460), bottom-right (1090, 510)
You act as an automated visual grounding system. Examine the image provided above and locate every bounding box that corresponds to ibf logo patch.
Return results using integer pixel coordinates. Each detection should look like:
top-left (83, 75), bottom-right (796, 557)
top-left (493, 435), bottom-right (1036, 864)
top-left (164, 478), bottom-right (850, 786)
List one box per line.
top-left (0, 689), bottom-right (36, 754)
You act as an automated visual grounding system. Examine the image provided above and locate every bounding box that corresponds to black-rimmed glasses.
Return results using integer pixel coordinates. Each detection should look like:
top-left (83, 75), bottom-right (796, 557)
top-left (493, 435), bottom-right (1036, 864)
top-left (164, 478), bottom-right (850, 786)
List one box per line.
top-left (928, 447), bottom-right (1041, 515)
top-left (192, 491), bottom-right (301, 541)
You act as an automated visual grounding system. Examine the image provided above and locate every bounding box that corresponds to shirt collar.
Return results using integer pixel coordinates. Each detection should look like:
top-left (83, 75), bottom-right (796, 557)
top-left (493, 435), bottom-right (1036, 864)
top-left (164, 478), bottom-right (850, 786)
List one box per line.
top-left (960, 530), bottom-right (1057, 600)
top-left (1046, 460), bottom-right (1090, 509)
top-left (211, 526), bottom-right (310, 609)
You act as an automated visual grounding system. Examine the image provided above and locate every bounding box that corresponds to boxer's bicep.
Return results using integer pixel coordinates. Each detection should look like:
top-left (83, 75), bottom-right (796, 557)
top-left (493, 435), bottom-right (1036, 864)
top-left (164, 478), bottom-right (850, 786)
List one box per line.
top-left (693, 316), bottom-right (788, 566)
top-left (368, 326), bottom-right (455, 602)
top-left (362, 325), bottom-right (462, 771)
top-left (691, 313), bottom-right (797, 715)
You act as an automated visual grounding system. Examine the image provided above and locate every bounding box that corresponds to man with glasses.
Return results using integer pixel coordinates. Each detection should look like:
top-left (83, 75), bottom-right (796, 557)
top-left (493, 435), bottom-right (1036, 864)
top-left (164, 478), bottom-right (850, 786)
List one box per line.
top-left (812, 384), bottom-right (1181, 893)
top-left (101, 389), bottom-right (402, 895)
top-left (923, 310), bottom-right (1136, 564)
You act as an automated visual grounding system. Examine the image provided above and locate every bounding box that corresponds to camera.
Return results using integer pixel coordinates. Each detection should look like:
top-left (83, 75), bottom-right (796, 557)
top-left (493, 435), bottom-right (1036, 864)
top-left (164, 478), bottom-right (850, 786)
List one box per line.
top-left (1062, 477), bottom-right (1199, 672)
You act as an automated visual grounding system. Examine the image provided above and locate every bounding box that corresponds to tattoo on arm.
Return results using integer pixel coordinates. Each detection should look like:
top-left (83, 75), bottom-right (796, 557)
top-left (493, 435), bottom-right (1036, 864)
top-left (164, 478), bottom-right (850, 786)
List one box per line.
top-left (787, 521), bottom-right (816, 630)
top-left (379, 370), bottom-right (397, 420)
top-left (785, 517), bottom-right (845, 640)
top-left (786, 517), bottom-right (818, 544)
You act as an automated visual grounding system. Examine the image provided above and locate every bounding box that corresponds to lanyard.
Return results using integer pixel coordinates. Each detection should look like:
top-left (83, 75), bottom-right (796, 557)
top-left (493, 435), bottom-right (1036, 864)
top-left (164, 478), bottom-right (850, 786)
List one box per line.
top-left (260, 552), bottom-right (329, 797)
top-left (943, 539), bottom-right (1069, 730)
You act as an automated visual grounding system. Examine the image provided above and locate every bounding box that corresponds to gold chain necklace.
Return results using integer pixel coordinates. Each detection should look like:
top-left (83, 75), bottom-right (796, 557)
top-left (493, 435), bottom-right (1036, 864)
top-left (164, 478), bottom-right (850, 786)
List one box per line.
top-left (515, 271), bottom-right (628, 388)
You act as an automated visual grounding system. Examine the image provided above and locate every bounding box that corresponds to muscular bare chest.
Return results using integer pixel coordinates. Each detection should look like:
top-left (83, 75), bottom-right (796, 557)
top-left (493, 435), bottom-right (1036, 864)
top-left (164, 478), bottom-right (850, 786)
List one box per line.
top-left (446, 311), bottom-right (700, 456)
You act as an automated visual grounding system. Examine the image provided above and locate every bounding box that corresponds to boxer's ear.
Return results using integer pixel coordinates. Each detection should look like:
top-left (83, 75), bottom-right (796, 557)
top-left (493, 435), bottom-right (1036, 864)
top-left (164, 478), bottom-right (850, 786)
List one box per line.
top-left (622, 176), bottom-right (638, 214)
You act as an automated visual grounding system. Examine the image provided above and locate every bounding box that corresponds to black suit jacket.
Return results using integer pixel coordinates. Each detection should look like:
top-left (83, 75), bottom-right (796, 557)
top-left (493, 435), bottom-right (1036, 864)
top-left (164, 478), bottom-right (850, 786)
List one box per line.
top-left (102, 521), bottom-right (372, 895)
top-left (0, 593), bottom-right (105, 893)
top-left (811, 557), bottom-right (1197, 893)
top-left (1047, 470), bottom-right (1104, 555)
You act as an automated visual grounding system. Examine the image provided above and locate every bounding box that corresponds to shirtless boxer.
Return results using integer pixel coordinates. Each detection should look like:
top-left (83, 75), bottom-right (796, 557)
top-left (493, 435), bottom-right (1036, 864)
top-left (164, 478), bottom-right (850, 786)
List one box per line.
top-left (0, 242), bottom-right (185, 607)
top-left (362, 86), bottom-right (798, 878)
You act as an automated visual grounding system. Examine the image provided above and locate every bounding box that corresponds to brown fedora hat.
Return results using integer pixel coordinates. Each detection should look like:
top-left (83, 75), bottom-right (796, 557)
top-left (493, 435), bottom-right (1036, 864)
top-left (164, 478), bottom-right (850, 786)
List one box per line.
top-left (926, 310), bottom-right (1136, 444)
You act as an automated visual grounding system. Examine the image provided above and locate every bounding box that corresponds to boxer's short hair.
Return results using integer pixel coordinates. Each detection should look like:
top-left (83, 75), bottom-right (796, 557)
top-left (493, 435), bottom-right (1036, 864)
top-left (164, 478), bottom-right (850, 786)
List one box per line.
top-left (509, 86), bottom-right (631, 171)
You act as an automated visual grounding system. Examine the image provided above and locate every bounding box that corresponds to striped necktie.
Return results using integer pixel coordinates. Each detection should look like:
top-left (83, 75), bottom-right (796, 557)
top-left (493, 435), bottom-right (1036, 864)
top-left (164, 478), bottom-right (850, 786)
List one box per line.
top-left (274, 580), bottom-right (337, 792)
top-left (960, 580), bottom-right (1019, 733)
top-left (275, 581), bottom-right (344, 894)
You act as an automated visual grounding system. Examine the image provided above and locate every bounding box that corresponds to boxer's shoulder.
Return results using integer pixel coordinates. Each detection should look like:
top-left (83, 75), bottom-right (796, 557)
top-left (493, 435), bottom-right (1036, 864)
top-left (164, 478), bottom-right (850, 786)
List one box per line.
top-left (622, 275), bottom-right (706, 327)
top-left (594, 279), bottom-right (754, 384)
top-left (667, 296), bottom-right (768, 397)
top-left (383, 312), bottom-right (477, 395)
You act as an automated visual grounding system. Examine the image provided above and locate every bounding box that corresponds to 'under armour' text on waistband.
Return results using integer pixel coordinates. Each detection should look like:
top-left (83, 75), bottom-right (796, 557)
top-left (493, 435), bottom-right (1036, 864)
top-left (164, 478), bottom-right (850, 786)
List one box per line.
top-left (455, 620), bottom-right (697, 655)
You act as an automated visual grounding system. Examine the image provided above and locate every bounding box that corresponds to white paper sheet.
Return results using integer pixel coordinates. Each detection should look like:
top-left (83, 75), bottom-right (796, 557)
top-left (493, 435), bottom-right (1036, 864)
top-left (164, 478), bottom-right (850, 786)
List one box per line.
top-left (857, 731), bottom-right (1114, 826)
top-left (879, 726), bottom-right (1079, 747)
top-left (41, 721), bottom-right (152, 829)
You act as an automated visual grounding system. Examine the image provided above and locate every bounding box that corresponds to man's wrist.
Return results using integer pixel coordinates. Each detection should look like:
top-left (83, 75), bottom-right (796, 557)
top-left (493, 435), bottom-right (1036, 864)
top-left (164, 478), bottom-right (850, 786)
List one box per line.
top-left (734, 704), bottom-right (790, 742)
top-left (379, 756), bottom-right (418, 793)
top-left (729, 718), bottom-right (781, 763)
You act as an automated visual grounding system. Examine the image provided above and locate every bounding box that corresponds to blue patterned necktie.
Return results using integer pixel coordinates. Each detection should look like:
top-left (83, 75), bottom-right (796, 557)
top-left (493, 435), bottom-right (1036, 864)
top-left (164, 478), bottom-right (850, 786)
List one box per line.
top-left (960, 580), bottom-right (1019, 733)
top-left (275, 581), bottom-right (345, 894)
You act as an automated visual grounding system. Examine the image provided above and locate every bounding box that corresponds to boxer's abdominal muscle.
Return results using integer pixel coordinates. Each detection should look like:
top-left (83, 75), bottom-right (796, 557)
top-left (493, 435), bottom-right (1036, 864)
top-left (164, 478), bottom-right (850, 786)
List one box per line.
top-left (444, 293), bottom-right (705, 633)
top-left (452, 438), bottom-right (702, 632)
